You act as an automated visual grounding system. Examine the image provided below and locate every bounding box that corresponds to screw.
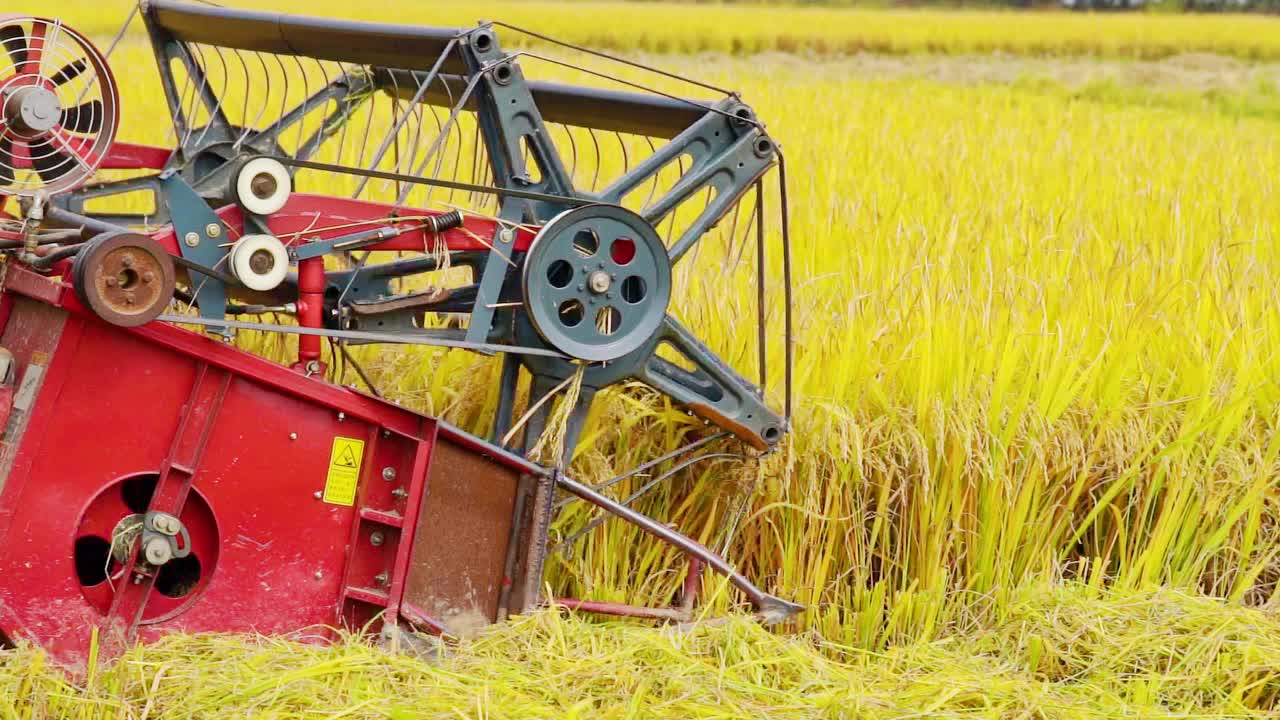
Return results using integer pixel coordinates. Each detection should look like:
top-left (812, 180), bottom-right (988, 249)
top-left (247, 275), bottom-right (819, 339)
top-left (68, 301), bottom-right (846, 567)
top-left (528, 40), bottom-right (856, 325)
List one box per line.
top-left (314, 570), bottom-right (323, 580)
top-left (499, 228), bottom-right (514, 244)
top-left (381, 429), bottom-right (391, 438)
top-left (184, 232), bottom-right (200, 247)
top-left (313, 491), bottom-right (323, 500)
top-left (374, 571), bottom-right (389, 586)
top-left (370, 531), bottom-right (385, 547)
top-left (142, 272), bottom-right (154, 284)
top-left (289, 432), bottom-right (298, 440)
top-left (382, 467), bottom-right (397, 482)
top-left (121, 256), bottom-right (134, 269)
top-left (337, 412), bottom-right (346, 422)
top-left (391, 487), bottom-right (408, 499)
top-left (205, 223), bottom-right (222, 238)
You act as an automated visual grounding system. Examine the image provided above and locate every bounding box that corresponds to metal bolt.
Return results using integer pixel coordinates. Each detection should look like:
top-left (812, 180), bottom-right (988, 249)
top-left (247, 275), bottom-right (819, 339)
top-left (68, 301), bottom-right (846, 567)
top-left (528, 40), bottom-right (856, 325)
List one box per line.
top-left (588, 271), bottom-right (611, 294)
top-left (105, 277), bottom-right (118, 287)
top-left (337, 412), bottom-right (346, 422)
top-left (313, 490), bottom-right (323, 500)
top-left (152, 513), bottom-right (180, 535)
top-left (391, 487), bottom-right (408, 499)
top-left (381, 429), bottom-right (392, 438)
top-left (124, 294), bottom-right (135, 305)
top-left (374, 571), bottom-right (389, 586)
top-left (382, 467), bottom-right (397, 482)
top-left (289, 432), bottom-right (298, 440)
top-left (144, 537), bottom-right (172, 565)
top-left (121, 256), bottom-right (134, 269)
top-left (314, 570), bottom-right (323, 580)
top-left (205, 223), bottom-right (222, 238)
top-left (499, 228), bottom-right (514, 244)
top-left (369, 531), bottom-right (385, 547)
top-left (142, 271), bottom-right (155, 284)
top-left (184, 232), bottom-right (200, 247)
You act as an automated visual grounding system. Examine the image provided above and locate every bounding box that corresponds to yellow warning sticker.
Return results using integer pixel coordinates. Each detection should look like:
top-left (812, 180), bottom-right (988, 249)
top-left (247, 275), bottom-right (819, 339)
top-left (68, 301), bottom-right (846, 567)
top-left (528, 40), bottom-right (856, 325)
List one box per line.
top-left (323, 436), bottom-right (365, 506)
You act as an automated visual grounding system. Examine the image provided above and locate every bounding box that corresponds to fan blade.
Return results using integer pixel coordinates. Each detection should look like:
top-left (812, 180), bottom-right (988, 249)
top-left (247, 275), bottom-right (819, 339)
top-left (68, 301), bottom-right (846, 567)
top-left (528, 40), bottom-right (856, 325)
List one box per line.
top-left (61, 101), bottom-right (103, 134)
top-left (50, 58), bottom-right (88, 87)
top-left (28, 137), bottom-right (72, 183)
top-left (0, 136), bottom-right (13, 185)
top-left (0, 26), bottom-right (25, 68)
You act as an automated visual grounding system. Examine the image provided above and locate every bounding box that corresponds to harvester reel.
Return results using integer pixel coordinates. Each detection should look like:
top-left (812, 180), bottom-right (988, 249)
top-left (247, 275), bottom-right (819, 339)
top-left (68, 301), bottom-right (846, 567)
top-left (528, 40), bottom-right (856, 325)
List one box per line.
top-left (0, 16), bottom-right (118, 196)
top-left (523, 205), bottom-right (672, 363)
top-left (0, 5), bottom-right (802, 666)
top-left (72, 231), bottom-right (177, 327)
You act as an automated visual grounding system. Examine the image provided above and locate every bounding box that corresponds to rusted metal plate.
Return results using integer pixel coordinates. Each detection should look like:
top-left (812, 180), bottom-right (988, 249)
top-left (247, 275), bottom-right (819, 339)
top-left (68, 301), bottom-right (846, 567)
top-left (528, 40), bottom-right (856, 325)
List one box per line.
top-left (0, 297), bottom-right (66, 496)
top-left (402, 439), bottom-right (523, 633)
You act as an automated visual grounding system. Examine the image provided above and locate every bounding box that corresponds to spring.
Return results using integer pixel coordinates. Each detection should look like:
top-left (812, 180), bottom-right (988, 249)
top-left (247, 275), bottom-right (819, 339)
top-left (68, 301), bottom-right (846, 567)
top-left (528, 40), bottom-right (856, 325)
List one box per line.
top-left (425, 210), bottom-right (464, 234)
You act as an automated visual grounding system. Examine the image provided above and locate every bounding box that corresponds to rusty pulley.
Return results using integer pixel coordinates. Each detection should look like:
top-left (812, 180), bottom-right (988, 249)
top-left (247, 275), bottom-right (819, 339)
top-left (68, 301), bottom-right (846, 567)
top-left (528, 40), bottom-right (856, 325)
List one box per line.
top-left (72, 231), bottom-right (176, 327)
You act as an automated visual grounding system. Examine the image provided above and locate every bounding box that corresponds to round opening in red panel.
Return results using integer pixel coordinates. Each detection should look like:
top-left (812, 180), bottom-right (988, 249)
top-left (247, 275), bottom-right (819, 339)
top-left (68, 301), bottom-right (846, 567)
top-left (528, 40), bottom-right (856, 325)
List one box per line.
top-left (71, 473), bottom-right (219, 622)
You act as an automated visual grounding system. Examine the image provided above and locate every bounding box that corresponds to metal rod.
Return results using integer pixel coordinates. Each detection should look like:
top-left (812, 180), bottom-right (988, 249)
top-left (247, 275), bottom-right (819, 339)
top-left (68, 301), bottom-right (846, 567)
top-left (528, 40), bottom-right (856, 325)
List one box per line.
top-left (556, 451), bottom-right (744, 548)
top-left (754, 179), bottom-right (767, 393)
top-left (777, 152), bottom-right (794, 423)
top-left (354, 38), bottom-right (457, 198)
top-left (552, 471), bottom-right (802, 622)
top-left (280, 157), bottom-right (591, 207)
top-left (156, 315), bottom-right (568, 358)
top-left (554, 431), bottom-right (727, 510)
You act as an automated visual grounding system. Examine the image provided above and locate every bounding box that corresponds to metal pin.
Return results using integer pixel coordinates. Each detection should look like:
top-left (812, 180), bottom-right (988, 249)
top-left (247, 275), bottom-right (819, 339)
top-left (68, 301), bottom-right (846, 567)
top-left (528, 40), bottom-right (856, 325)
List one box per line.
top-left (382, 467), bottom-right (397, 482)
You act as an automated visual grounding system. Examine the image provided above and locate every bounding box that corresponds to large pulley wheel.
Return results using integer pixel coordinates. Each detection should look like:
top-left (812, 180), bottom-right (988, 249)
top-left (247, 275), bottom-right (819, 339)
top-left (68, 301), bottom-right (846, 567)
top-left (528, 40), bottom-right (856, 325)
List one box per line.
top-left (72, 231), bottom-right (176, 327)
top-left (522, 204), bottom-right (671, 363)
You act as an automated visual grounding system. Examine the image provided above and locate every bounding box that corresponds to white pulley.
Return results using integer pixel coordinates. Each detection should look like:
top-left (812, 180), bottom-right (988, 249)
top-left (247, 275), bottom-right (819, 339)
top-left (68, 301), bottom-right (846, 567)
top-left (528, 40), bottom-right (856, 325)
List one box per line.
top-left (235, 158), bottom-right (291, 215)
top-left (228, 234), bottom-right (289, 291)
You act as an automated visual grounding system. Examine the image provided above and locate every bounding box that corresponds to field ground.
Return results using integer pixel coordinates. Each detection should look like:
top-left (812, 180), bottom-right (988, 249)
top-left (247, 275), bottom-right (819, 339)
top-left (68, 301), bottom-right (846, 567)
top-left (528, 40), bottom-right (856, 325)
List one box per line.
top-left (5, 1), bottom-right (1280, 717)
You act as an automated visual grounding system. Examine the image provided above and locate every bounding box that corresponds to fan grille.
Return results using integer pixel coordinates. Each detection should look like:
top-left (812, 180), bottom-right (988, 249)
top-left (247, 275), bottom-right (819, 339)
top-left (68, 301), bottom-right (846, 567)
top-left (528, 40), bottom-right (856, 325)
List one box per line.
top-left (0, 17), bottom-right (119, 197)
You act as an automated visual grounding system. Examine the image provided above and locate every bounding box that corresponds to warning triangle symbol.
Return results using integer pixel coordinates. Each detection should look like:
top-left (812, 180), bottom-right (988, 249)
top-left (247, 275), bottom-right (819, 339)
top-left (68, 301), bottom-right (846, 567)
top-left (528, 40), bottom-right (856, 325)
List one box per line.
top-left (335, 445), bottom-right (359, 468)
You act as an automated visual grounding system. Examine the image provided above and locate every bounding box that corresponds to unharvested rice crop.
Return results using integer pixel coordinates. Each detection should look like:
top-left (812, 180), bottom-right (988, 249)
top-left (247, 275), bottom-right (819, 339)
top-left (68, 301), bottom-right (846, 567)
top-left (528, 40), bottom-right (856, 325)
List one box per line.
top-left (5, 1), bottom-right (1280, 716)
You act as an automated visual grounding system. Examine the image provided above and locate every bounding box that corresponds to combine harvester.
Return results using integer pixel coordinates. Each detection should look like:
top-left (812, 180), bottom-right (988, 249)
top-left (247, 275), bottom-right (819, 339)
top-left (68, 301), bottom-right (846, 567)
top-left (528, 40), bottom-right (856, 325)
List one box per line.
top-left (0, 2), bottom-right (799, 667)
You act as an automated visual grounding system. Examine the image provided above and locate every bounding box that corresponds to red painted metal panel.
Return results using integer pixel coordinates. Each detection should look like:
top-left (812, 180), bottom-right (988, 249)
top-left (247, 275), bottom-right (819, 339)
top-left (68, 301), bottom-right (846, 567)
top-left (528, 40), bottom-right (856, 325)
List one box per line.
top-left (0, 277), bottom-right (547, 667)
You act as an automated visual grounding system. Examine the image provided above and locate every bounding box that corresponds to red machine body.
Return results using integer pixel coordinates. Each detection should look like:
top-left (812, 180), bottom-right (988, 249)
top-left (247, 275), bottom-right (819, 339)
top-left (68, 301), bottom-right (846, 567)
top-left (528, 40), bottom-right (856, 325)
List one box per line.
top-left (0, 264), bottom-right (549, 668)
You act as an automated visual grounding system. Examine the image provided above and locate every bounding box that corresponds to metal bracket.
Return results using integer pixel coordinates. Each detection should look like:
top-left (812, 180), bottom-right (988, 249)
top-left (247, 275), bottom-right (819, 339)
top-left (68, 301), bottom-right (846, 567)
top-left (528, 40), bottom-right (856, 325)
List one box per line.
top-left (160, 174), bottom-right (232, 336)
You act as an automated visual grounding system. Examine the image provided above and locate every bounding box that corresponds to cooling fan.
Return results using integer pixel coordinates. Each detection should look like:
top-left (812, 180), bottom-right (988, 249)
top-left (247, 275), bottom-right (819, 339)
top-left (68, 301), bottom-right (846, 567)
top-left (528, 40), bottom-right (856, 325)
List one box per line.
top-left (0, 16), bottom-right (118, 196)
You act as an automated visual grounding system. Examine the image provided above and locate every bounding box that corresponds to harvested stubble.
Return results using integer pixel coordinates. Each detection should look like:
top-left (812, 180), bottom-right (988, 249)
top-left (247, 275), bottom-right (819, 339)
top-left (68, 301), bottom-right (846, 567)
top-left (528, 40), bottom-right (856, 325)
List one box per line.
top-left (3, 584), bottom-right (1280, 718)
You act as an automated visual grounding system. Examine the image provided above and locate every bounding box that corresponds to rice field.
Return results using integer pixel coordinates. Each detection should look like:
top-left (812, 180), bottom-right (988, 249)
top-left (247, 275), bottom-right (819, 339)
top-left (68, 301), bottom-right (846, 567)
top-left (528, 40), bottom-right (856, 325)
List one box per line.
top-left (6, 0), bottom-right (1280, 717)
